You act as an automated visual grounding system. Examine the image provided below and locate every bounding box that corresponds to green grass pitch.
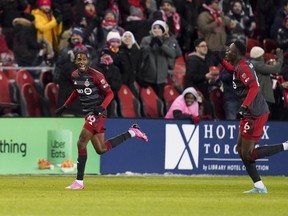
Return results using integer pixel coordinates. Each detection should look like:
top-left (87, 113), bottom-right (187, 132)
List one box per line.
top-left (0, 175), bottom-right (287, 216)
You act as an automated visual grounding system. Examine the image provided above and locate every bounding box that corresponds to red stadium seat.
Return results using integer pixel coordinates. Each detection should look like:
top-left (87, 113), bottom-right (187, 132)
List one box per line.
top-left (140, 86), bottom-right (164, 118)
top-left (44, 82), bottom-right (59, 117)
top-left (0, 71), bottom-right (19, 116)
top-left (21, 83), bottom-right (42, 116)
top-left (117, 84), bottom-right (142, 118)
top-left (16, 69), bottom-right (35, 90)
top-left (163, 84), bottom-right (180, 110)
top-left (209, 88), bottom-right (225, 120)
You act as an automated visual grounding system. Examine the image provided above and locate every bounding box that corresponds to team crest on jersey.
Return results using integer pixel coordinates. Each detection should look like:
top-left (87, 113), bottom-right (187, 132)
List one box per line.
top-left (84, 79), bottom-right (90, 87)
top-left (100, 79), bottom-right (105, 84)
top-left (241, 73), bottom-right (249, 83)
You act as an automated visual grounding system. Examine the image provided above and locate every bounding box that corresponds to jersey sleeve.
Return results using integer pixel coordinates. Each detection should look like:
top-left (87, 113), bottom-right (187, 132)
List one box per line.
top-left (220, 60), bottom-right (234, 73)
top-left (64, 89), bottom-right (79, 107)
top-left (93, 72), bottom-right (114, 109)
top-left (236, 62), bottom-right (259, 107)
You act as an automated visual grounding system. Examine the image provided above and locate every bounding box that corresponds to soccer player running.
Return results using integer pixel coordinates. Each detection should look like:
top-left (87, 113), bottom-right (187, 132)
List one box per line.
top-left (56, 48), bottom-right (148, 190)
top-left (220, 40), bottom-right (288, 194)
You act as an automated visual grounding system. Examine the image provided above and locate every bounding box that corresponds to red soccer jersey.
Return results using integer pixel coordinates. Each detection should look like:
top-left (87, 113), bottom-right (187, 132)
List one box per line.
top-left (232, 59), bottom-right (269, 117)
top-left (64, 67), bottom-right (114, 115)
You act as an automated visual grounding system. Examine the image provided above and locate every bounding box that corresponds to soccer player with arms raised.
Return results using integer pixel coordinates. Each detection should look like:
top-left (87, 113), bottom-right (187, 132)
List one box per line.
top-left (220, 40), bottom-right (288, 193)
top-left (56, 47), bottom-right (148, 189)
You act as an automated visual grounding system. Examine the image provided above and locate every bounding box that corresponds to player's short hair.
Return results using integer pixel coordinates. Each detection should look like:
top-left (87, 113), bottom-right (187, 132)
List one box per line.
top-left (73, 45), bottom-right (88, 56)
top-left (234, 40), bottom-right (246, 56)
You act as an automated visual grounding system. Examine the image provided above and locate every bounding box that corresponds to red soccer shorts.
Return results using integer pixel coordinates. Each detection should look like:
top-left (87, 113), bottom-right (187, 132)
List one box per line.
top-left (83, 114), bottom-right (106, 134)
top-left (240, 113), bottom-right (269, 142)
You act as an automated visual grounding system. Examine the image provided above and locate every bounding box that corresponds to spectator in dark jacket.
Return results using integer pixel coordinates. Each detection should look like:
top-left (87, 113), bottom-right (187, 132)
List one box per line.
top-left (219, 65), bottom-right (241, 120)
top-left (276, 15), bottom-right (288, 53)
top-left (270, 0), bottom-right (288, 40)
top-left (0, 0), bottom-right (28, 49)
top-left (120, 31), bottom-right (141, 97)
top-left (139, 19), bottom-right (176, 100)
top-left (173, 0), bottom-right (199, 52)
top-left (249, 46), bottom-right (284, 112)
top-left (184, 38), bottom-right (214, 101)
top-left (93, 53), bottom-right (122, 117)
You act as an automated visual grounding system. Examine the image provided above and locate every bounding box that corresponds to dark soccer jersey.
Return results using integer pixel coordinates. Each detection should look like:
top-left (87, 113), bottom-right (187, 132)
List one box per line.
top-left (232, 59), bottom-right (269, 117)
top-left (70, 67), bottom-right (112, 114)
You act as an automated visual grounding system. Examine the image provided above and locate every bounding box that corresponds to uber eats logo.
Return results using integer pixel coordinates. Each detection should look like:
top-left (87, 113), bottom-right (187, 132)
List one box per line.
top-left (165, 124), bottom-right (199, 170)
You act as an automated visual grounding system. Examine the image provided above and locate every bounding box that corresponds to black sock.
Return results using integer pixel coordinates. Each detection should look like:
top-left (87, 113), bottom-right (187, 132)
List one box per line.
top-left (243, 160), bottom-right (261, 183)
top-left (255, 144), bottom-right (284, 159)
top-left (107, 132), bottom-right (131, 148)
top-left (76, 148), bottom-right (87, 181)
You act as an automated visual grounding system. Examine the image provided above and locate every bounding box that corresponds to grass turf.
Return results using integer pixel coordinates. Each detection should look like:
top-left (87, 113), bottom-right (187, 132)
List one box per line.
top-left (0, 175), bottom-right (287, 216)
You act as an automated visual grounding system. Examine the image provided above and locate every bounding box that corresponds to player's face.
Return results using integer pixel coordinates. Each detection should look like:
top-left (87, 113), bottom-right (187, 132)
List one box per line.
top-left (75, 53), bottom-right (89, 73)
top-left (225, 43), bottom-right (237, 63)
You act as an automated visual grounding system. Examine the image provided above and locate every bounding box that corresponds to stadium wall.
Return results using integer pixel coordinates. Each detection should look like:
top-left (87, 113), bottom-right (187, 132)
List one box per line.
top-left (0, 118), bottom-right (100, 174)
top-left (0, 118), bottom-right (287, 176)
top-left (102, 119), bottom-right (288, 176)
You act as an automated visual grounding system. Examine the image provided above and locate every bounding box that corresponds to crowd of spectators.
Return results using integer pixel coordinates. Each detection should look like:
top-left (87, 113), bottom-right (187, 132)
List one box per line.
top-left (1, 0), bottom-right (288, 121)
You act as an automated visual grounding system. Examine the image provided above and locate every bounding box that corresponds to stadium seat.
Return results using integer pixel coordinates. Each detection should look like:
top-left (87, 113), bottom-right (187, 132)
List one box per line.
top-left (175, 55), bottom-right (185, 64)
top-left (133, 81), bottom-right (141, 98)
top-left (16, 69), bottom-right (35, 89)
top-left (1, 63), bottom-right (18, 79)
top-left (21, 83), bottom-right (42, 116)
top-left (0, 71), bottom-right (19, 116)
top-left (117, 84), bottom-right (142, 118)
top-left (140, 86), bottom-right (164, 118)
top-left (209, 88), bottom-right (225, 120)
top-left (39, 70), bottom-right (53, 87)
top-left (44, 82), bottom-right (59, 117)
top-left (163, 84), bottom-right (180, 111)
top-left (16, 70), bottom-right (49, 116)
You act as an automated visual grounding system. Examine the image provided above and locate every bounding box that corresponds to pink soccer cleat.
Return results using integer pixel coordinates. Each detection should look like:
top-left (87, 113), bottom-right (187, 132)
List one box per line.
top-left (129, 124), bottom-right (148, 142)
top-left (65, 181), bottom-right (84, 190)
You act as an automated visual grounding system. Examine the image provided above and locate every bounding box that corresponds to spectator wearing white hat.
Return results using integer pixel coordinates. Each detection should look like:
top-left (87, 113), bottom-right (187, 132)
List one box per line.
top-left (250, 46), bottom-right (284, 116)
top-left (120, 31), bottom-right (141, 97)
top-left (139, 20), bottom-right (176, 101)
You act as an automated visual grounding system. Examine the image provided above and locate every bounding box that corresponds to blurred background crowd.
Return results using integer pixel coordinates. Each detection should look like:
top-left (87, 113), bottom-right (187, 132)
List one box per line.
top-left (1, 0), bottom-right (288, 122)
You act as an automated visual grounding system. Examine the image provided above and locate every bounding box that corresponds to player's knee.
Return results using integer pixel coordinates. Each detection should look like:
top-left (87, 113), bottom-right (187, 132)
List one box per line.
top-left (77, 137), bottom-right (88, 149)
top-left (95, 148), bottom-right (106, 155)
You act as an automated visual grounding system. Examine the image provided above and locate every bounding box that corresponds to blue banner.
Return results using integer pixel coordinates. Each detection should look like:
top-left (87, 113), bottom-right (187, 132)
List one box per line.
top-left (101, 119), bottom-right (288, 176)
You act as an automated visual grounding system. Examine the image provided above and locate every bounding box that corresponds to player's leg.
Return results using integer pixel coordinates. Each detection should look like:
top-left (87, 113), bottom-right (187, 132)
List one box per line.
top-left (250, 113), bottom-right (287, 160)
top-left (65, 125), bottom-right (93, 189)
top-left (75, 128), bottom-right (92, 180)
top-left (239, 114), bottom-right (268, 193)
top-left (91, 123), bottom-right (149, 155)
top-left (236, 132), bottom-right (243, 158)
top-left (241, 137), bottom-right (267, 193)
top-left (91, 133), bottom-right (107, 154)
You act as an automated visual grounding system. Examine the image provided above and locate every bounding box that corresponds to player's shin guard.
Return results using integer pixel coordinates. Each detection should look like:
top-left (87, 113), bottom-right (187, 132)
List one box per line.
top-left (76, 148), bottom-right (87, 180)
